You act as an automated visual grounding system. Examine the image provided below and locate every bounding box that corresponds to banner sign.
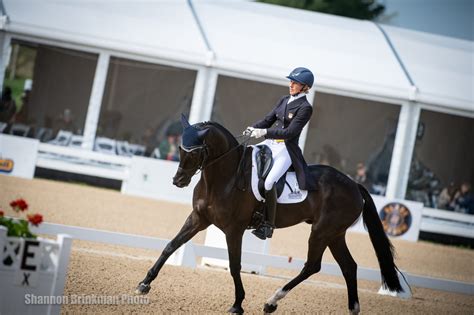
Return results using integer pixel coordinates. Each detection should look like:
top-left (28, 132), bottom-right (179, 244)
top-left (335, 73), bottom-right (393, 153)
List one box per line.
top-left (349, 195), bottom-right (424, 242)
top-left (0, 135), bottom-right (39, 179)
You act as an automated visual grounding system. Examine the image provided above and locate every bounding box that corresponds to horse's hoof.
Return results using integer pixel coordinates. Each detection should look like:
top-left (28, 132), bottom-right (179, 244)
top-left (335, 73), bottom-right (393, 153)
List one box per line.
top-left (263, 303), bottom-right (277, 313)
top-left (349, 302), bottom-right (360, 315)
top-left (135, 282), bottom-right (151, 295)
top-left (228, 305), bottom-right (244, 314)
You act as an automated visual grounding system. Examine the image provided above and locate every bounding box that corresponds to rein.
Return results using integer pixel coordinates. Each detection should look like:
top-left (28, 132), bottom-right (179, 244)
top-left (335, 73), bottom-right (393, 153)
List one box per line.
top-left (202, 134), bottom-right (252, 170)
top-left (179, 134), bottom-right (252, 176)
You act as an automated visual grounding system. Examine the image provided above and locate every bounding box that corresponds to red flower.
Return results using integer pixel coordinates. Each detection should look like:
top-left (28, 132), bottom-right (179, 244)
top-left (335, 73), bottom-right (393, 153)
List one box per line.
top-left (27, 213), bottom-right (43, 226)
top-left (10, 199), bottom-right (28, 212)
top-left (0, 210), bottom-right (4, 217)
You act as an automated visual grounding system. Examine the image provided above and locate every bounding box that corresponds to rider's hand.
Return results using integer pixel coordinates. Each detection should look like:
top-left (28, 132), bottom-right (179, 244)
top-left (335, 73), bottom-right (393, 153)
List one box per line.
top-left (251, 128), bottom-right (267, 139)
top-left (243, 126), bottom-right (254, 136)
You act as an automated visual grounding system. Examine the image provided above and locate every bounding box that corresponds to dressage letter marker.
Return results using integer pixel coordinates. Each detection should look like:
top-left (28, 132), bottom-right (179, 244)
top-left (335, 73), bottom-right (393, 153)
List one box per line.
top-left (14, 240), bottom-right (42, 288)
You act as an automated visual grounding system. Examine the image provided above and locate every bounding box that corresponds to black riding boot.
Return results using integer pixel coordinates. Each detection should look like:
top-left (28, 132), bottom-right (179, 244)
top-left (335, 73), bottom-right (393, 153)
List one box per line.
top-left (252, 185), bottom-right (277, 240)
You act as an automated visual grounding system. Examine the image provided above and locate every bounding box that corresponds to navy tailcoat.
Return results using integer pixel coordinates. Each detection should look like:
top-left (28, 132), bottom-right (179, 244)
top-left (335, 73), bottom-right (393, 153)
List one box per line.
top-left (252, 95), bottom-right (317, 191)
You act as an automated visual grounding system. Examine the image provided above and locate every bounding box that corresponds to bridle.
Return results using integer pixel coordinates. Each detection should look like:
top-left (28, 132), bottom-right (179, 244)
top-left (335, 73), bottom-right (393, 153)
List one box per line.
top-left (177, 144), bottom-right (208, 177)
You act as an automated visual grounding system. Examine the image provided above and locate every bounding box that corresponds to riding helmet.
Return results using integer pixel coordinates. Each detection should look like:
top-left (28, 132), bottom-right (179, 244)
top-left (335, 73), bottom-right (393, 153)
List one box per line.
top-left (286, 67), bottom-right (314, 87)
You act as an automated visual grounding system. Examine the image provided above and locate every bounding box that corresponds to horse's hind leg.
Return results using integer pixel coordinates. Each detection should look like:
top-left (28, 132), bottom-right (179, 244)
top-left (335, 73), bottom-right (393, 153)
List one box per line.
top-left (264, 229), bottom-right (329, 313)
top-left (329, 235), bottom-right (360, 315)
top-left (136, 210), bottom-right (209, 294)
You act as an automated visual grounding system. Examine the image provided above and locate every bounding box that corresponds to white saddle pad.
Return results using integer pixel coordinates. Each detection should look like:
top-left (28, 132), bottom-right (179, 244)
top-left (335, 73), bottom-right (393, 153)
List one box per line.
top-left (251, 146), bottom-right (308, 204)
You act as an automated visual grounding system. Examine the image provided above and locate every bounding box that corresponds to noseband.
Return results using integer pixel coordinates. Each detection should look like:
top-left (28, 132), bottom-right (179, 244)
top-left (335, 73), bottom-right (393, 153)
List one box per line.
top-left (178, 144), bottom-right (208, 176)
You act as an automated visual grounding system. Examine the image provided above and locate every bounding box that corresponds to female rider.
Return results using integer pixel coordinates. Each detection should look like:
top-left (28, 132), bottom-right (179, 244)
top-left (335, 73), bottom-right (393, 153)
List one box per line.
top-left (244, 67), bottom-right (317, 240)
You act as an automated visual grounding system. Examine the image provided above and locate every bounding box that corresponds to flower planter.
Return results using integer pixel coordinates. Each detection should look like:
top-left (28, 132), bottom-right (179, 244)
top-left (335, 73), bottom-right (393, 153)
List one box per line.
top-left (0, 226), bottom-right (72, 315)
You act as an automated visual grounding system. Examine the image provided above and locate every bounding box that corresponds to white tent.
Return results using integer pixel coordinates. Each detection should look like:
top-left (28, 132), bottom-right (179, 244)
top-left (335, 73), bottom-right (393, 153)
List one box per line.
top-left (2, 0), bottom-right (472, 112)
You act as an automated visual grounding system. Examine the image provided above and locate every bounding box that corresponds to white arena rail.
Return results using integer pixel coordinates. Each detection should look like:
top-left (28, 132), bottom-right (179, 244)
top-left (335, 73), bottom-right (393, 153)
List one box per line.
top-left (421, 208), bottom-right (474, 239)
top-left (36, 143), bottom-right (131, 180)
top-left (31, 222), bottom-right (474, 296)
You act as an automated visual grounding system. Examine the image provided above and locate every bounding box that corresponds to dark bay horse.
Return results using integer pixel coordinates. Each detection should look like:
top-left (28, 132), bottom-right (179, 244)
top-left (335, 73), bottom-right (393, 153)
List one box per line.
top-left (136, 119), bottom-right (404, 314)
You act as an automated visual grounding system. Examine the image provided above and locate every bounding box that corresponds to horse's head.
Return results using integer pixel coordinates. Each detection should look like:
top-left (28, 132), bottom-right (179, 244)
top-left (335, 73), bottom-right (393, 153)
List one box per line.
top-left (173, 115), bottom-right (210, 187)
top-left (173, 115), bottom-right (239, 188)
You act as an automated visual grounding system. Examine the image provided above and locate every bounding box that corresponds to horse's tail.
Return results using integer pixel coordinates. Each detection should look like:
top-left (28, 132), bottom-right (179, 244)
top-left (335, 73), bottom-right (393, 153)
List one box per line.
top-left (358, 184), bottom-right (403, 292)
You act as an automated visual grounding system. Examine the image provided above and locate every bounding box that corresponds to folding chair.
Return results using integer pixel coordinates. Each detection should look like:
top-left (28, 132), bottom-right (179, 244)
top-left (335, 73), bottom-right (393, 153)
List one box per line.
top-left (94, 137), bottom-right (117, 155)
top-left (34, 127), bottom-right (54, 142)
top-left (129, 143), bottom-right (146, 156)
top-left (150, 147), bottom-right (161, 159)
top-left (116, 141), bottom-right (133, 157)
top-left (48, 130), bottom-right (72, 146)
top-left (9, 123), bottom-right (30, 137)
top-left (69, 135), bottom-right (84, 148)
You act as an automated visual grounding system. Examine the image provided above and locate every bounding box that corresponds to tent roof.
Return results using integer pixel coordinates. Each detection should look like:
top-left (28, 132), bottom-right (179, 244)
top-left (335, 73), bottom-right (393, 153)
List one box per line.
top-left (2, 0), bottom-right (473, 112)
top-left (382, 25), bottom-right (473, 112)
top-left (194, 0), bottom-right (410, 100)
top-left (2, 0), bottom-right (209, 65)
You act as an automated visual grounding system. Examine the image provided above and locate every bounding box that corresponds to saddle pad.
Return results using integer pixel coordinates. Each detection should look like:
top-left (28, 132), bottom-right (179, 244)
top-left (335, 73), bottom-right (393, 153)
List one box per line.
top-left (251, 146), bottom-right (308, 204)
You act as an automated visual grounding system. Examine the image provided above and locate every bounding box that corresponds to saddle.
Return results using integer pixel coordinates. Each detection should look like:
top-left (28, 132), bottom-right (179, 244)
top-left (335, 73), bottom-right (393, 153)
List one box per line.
top-left (248, 145), bottom-right (308, 229)
top-left (255, 145), bottom-right (288, 198)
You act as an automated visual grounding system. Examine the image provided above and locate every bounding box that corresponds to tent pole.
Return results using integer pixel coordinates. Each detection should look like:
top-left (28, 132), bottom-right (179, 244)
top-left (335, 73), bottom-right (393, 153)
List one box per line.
top-left (82, 52), bottom-right (110, 150)
top-left (385, 101), bottom-right (420, 199)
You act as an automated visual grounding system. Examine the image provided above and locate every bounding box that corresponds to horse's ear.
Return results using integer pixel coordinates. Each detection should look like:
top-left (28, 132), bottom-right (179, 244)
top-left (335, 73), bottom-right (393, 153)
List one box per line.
top-left (181, 113), bottom-right (191, 128)
top-left (197, 129), bottom-right (209, 139)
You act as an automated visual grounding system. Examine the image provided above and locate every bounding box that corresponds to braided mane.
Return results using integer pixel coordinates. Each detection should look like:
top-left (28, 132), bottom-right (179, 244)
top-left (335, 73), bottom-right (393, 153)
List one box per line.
top-left (194, 121), bottom-right (239, 147)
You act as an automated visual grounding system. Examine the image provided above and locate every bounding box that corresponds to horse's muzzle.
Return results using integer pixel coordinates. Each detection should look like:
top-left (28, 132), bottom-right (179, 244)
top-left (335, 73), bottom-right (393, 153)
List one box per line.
top-left (173, 173), bottom-right (191, 188)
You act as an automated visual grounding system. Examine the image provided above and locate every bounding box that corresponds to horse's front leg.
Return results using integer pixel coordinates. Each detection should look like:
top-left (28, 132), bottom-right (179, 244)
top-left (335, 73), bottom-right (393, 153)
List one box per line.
top-left (136, 210), bottom-right (209, 294)
top-left (225, 229), bottom-right (246, 314)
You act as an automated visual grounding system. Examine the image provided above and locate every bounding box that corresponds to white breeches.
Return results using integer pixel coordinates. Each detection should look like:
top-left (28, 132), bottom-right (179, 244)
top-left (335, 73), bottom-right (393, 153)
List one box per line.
top-left (258, 139), bottom-right (292, 191)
